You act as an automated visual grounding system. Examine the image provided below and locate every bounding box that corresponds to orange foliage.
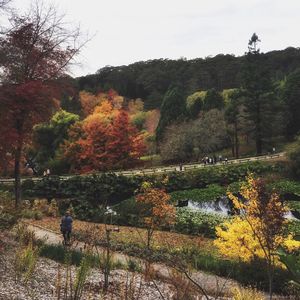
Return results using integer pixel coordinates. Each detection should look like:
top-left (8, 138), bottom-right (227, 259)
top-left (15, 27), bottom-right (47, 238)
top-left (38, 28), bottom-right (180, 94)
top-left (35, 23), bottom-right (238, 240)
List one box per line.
top-left (64, 109), bottom-right (146, 172)
top-left (136, 182), bottom-right (176, 249)
top-left (93, 100), bottom-right (114, 118)
top-left (106, 110), bottom-right (146, 169)
top-left (80, 89), bottom-right (124, 116)
top-left (79, 91), bottom-right (103, 116)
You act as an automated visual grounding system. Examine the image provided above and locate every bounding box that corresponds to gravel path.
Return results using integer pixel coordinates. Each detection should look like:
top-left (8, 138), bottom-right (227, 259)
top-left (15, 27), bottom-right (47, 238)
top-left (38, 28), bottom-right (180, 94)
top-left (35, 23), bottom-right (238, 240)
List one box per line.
top-left (0, 250), bottom-right (175, 300)
top-left (27, 223), bottom-right (239, 297)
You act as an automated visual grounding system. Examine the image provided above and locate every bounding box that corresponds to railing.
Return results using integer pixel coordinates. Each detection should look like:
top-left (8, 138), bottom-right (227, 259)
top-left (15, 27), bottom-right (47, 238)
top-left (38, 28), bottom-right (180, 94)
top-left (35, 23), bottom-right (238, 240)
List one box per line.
top-left (0, 152), bottom-right (285, 185)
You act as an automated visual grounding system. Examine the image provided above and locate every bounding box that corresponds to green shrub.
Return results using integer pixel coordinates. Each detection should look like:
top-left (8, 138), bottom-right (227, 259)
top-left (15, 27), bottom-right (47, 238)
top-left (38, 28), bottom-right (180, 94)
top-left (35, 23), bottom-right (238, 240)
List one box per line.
top-left (113, 198), bottom-right (143, 227)
top-left (22, 179), bottom-right (35, 191)
top-left (170, 184), bottom-right (225, 203)
top-left (34, 210), bottom-right (43, 220)
top-left (0, 191), bottom-right (19, 229)
top-left (21, 161), bottom-right (280, 222)
top-left (288, 220), bottom-right (300, 236)
top-left (0, 211), bottom-right (19, 229)
top-left (175, 208), bottom-right (227, 237)
top-left (40, 244), bottom-right (84, 266)
top-left (227, 181), bottom-right (244, 194)
top-left (21, 209), bottom-right (36, 219)
top-left (271, 180), bottom-right (300, 196)
top-left (179, 246), bottom-right (291, 293)
top-left (288, 201), bottom-right (300, 214)
top-left (127, 258), bottom-right (142, 272)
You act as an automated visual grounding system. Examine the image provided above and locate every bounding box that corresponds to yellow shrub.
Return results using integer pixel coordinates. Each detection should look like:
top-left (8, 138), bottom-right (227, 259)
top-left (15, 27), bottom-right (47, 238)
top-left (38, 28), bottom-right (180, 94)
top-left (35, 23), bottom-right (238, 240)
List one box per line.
top-left (232, 286), bottom-right (264, 300)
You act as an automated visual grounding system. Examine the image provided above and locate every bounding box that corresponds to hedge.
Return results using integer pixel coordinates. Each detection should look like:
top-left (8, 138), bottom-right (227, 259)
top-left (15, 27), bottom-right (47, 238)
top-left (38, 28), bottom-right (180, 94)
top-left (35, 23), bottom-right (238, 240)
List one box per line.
top-left (22, 161), bottom-right (280, 202)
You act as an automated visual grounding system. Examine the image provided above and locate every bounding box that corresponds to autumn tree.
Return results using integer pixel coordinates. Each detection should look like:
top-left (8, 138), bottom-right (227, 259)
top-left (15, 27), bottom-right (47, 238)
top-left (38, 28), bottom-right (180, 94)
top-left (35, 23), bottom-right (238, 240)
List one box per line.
top-left (64, 108), bottom-right (146, 172)
top-left (0, 3), bottom-right (84, 206)
top-left (64, 115), bottom-right (109, 173)
top-left (106, 110), bottom-right (146, 169)
top-left (79, 91), bottom-right (103, 116)
top-left (135, 181), bottom-right (176, 250)
top-left (214, 175), bottom-right (300, 299)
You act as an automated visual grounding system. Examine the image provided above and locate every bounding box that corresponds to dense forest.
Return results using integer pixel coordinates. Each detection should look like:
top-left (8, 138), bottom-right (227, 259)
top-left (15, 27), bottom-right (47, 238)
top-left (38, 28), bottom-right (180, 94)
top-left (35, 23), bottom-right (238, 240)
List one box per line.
top-left (77, 47), bottom-right (300, 109)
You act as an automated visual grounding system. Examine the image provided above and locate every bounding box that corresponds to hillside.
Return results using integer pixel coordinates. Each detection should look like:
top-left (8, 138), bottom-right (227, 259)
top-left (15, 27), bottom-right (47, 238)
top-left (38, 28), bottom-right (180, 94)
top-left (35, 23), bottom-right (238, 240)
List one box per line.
top-left (77, 47), bottom-right (300, 109)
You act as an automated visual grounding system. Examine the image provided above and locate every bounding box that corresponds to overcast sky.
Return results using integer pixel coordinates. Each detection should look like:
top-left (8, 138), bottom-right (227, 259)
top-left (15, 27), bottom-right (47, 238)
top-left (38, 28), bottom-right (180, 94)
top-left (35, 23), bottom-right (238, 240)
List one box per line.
top-left (11, 0), bottom-right (300, 77)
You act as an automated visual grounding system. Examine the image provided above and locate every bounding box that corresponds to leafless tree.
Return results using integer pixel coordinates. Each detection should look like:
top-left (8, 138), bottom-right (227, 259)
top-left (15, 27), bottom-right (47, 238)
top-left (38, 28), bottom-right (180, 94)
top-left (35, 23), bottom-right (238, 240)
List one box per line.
top-left (0, 0), bottom-right (11, 11)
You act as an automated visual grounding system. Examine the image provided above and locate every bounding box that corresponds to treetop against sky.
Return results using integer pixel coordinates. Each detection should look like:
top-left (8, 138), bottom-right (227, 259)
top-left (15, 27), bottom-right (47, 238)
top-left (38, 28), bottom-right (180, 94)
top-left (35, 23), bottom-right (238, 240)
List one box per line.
top-left (10, 0), bottom-right (300, 77)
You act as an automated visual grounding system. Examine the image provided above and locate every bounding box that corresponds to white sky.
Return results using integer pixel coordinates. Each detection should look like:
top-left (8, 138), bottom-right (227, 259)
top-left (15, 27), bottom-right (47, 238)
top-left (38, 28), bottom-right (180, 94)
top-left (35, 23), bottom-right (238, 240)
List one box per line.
top-left (10, 0), bottom-right (300, 77)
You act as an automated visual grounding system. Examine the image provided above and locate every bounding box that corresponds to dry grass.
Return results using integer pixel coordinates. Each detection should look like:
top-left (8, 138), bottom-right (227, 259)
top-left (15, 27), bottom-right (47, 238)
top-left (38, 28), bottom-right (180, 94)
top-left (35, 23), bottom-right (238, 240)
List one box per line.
top-left (29, 217), bottom-right (214, 252)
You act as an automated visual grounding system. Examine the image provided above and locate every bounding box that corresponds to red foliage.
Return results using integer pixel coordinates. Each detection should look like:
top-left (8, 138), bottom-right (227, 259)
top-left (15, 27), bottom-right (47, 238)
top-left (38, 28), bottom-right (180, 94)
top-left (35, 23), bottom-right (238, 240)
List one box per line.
top-left (0, 82), bottom-right (56, 147)
top-left (0, 4), bottom-right (82, 204)
top-left (64, 110), bottom-right (146, 173)
top-left (106, 110), bottom-right (146, 169)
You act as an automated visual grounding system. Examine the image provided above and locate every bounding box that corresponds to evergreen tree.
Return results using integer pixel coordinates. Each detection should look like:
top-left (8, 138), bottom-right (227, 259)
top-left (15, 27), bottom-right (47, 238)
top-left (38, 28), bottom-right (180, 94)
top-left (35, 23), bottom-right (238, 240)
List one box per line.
top-left (203, 88), bottom-right (224, 111)
top-left (156, 86), bottom-right (186, 141)
top-left (283, 69), bottom-right (300, 139)
top-left (242, 33), bottom-right (281, 154)
top-left (61, 94), bottom-right (82, 116)
top-left (225, 89), bottom-right (244, 158)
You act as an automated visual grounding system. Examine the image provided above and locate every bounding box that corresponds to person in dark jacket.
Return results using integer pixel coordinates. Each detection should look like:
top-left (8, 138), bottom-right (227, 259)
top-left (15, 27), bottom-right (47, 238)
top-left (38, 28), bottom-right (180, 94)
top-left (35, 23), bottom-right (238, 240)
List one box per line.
top-left (60, 210), bottom-right (73, 245)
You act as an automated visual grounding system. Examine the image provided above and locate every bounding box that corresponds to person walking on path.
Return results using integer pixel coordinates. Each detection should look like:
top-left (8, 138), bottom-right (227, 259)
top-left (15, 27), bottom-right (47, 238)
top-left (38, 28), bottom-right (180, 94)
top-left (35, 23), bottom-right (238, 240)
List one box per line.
top-left (60, 210), bottom-right (73, 246)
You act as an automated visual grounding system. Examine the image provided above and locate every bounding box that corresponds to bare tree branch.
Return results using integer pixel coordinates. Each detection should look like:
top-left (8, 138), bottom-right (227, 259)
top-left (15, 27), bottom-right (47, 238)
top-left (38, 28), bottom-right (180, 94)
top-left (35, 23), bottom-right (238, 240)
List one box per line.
top-left (0, 0), bottom-right (11, 11)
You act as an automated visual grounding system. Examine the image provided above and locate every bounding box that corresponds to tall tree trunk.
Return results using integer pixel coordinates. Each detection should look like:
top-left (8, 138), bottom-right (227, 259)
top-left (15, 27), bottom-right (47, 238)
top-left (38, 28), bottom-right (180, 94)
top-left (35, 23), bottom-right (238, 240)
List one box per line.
top-left (104, 229), bottom-right (111, 292)
top-left (234, 121), bottom-right (239, 158)
top-left (256, 103), bottom-right (262, 155)
top-left (14, 141), bottom-right (23, 208)
top-left (268, 266), bottom-right (274, 300)
top-left (256, 136), bottom-right (262, 155)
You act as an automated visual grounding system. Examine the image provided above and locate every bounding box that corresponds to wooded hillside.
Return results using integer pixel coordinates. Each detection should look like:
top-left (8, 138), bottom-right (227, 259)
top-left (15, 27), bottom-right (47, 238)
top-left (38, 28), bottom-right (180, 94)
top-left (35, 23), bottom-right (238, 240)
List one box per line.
top-left (77, 47), bottom-right (300, 109)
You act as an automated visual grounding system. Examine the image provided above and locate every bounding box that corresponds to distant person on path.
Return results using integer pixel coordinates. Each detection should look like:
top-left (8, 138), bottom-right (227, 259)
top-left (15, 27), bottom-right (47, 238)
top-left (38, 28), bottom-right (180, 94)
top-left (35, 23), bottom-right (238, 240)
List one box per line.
top-left (46, 168), bottom-right (50, 176)
top-left (60, 210), bottom-right (73, 246)
top-left (272, 147), bottom-right (276, 154)
top-left (213, 155), bottom-right (217, 164)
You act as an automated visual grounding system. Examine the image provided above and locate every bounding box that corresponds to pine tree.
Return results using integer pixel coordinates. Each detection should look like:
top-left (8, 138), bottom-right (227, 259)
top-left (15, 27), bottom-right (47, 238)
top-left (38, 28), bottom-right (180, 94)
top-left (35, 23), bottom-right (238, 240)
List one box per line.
top-left (156, 86), bottom-right (186, 142)
top-left (203, 88), bottom-right (224, 111)
top-left (242, 33), bottom-right (281, 154)
top-left (283, 69), bottom-right (300, 139)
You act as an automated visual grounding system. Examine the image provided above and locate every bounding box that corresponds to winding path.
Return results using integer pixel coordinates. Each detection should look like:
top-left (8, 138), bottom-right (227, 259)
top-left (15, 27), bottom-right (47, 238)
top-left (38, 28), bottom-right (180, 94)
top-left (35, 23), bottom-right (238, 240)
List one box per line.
top-left (0, 152), bottom-right (285, 185)
top-left (26, 223), bottom-right (239, 298)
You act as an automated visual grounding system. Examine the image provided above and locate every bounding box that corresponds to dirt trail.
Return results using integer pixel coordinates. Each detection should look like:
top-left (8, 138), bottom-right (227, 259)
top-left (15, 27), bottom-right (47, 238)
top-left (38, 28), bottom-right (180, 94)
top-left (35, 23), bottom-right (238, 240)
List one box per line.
top-left (27, 223), bottom-right (239, 297)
